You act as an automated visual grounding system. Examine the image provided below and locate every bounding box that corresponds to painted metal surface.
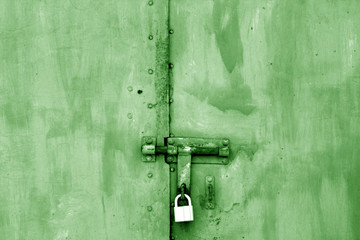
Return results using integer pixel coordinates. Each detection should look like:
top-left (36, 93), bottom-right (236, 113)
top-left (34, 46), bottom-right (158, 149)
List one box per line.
top-left (0, 0), bottom-right (169, 239)
top-left (2, 0), bottom-right (360, 239)
top-left (169, 0), bottom-right (360, 239)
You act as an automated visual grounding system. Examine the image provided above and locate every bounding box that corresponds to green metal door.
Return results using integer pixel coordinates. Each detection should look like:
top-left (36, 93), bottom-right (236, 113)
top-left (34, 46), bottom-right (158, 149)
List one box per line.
top-left (0, 0), bottom-right (170, 239)
top-left (169, 0), bottom-right (360, 239)
top-left (2, 0), bottom-right (360, 240)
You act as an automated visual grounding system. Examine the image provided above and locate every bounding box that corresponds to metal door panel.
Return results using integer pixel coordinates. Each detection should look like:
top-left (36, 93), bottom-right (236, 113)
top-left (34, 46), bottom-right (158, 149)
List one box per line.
top-left (169, 0), bottom-right (360, 239)
top-left (0, 1), bottom-right (169, 239)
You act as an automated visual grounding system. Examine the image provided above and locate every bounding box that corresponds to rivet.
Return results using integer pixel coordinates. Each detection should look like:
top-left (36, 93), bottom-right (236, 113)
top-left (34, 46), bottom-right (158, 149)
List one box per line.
top-left (148, 69), bottom-right (154, 74)
top-left (146, 155), bottom-right (153, 161)
top-left (146, 137), bottom-right (153, 144)
top-left (147, 172), bottom-right (153, 178)
top-left (148, 35), bottom-right (153, 40)
top-left (127, 86), bottom-right (133, 92)
top-left (148, 103), bottom-right (153, 109)
top-left (169, 29), bottom-right (174, 34)
top-left (147, 206), bottom-right (153, 211)
top-left (168, 139), bottom-right (174, 145)
top-left (148, 1), bottom-right (153, 6)
top-left (169, 63), bottom-right (174, 69)
top-left (170, 167), bottom-right (175, 172)
top-left (127, 113), bottom-right (133, 119)
top-left (222, 139), bottom-right (229, 146)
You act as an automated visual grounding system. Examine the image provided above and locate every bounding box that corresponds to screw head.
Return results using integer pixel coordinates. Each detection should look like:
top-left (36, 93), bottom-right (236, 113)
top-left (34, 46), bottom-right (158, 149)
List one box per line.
top-left (146, 155), bottom-right (153, 161)
top-left (148, 1), bottom-right (153, 6)
top-left (147, 172), bottom-right (153, 178)
top-left (148, 103), bottom-right (153, 109)
top-left (127, 113), bottom-right (133, 119)
top-left (147, 206), bottom-right (153, 211)
top-left (169, 133), bottom-right (175, 137)
top-left (170, 167), bottom-right (175, 172)
top-left (169, 98), bottom-right (174, 103)
top-left (207, 203), bottom-right (214, 208)
top-left (170, 202), bottom-right (175, 207)
top-left (222, 139), bottom-right (230, 146)
top-left (148, 35), bottom-right (153, 40)
top-left (222, 158), bottom-right (229, 164)
top-left (169, 29), bottom-right (174, 34)
top-left (146, 137), bottom-right (153, 144)
top-left (168, 139), bottom-right (174, 145)
top-left (171, 236), bottom-right (175, 240)
top-left (207, 176), bottom-right (213, 182)
top-left (169, 63), bottom-right (174, 69)
top-left (167, 156), bottom-right (174, 162)
top-left (148, 69), bottom-right (154, 74)
top-left (127, 86), bottom-right (133, 92)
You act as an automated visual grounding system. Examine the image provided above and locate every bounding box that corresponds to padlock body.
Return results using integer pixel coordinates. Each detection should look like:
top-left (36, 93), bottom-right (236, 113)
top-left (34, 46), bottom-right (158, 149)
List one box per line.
top-left (174, 205), bottom-right (194, 222)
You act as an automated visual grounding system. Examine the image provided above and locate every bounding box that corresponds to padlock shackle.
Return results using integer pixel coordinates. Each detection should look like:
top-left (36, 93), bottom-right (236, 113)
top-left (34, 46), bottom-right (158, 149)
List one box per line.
top-left (174, 194), bottom-right (192, 207)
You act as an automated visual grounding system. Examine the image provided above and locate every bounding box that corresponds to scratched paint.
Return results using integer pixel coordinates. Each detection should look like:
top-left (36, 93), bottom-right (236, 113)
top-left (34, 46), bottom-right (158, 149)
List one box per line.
top-left (170, 0), bottom-right (360, 239)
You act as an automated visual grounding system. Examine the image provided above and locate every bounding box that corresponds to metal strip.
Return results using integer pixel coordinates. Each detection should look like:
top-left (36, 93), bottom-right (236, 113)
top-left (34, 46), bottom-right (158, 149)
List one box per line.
top-left (154, 1), bottom-right (170, 146)
top-left (177, 154), bottom-right (191, 191)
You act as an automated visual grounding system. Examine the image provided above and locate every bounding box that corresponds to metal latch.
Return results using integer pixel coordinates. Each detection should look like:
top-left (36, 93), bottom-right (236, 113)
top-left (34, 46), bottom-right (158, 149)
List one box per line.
top-left (141, 137), bottom-right (230, 163)
top-left (141, 136), bottom-right (230, 193)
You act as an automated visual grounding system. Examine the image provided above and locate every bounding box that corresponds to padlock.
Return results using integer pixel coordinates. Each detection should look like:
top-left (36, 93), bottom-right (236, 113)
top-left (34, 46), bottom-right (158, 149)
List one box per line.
top-left (174, 194), bottom-right (194, 222)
